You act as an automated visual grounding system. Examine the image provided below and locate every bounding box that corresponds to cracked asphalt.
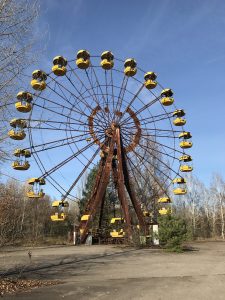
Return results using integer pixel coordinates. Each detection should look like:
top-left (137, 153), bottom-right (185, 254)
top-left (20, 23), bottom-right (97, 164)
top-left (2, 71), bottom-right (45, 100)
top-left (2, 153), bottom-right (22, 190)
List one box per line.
top-left (1, 241), bottom-right (225, 299)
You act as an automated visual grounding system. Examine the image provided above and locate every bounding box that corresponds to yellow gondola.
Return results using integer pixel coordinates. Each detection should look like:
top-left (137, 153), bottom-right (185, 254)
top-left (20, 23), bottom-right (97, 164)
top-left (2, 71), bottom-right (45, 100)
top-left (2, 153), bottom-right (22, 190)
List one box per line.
top-left (27, 177), bottom-right (46, 198)
top-left (52, 56), bottom-right (67, 76)
top-left (28, 177), bottom-right (45, 185)
top-left (100, 51), bottom-right (114, 70)
top-left (110, 229), bottom-right (125, 238)
top-left (179, 132), bottom-right (192, 139)
top-left (12, 161), bottom-right (30, 171)
top-left (81, 214), bottom-right (90, 221)
top-left (173, 109), bottom-right (185, 117)
top-left (110, 217), bottom-right (124, 224)
top-left (124, 58), bottom-right (137, 77)
top-left (51, 213), bottom-right (66, 221)
top-left (173, 117), bottom-right (186, 126)
top-left (8, 129), bottom-right (26, 140)
top-left (13, 148), bottom-right (31, 170)
top-left (179, 131), bottom-right (193, 148)
top-left (30, 70), bottom-right (47, 91)
top-left (159, 207), bottom-right (171, 215)
top-left (180, 141), bottom-right (193, 149)
top-left (179, 155), bottom-right (192, 162)
top-left (8, 119), bottom-right (27, 140)
top-left (160, 88), bottom-right (174, 106)
top-left (51, 201), bottom-right (69, 221)
top-left (76, 50), bottom-right (90, 69)
top-left (144, 72), bottom-right (157, 89)
top-left (14, 149), bottom-right (31, 157)
top-left (180, 165), bottom-right (193, 172)
top-left (173, 177), bottom-right (187, 195)
top-left (52, 200), bottom-right (69, 208)
top-left (158, 197), bottom-right (171, 203)
top-left (173, 188), bottom-right (187, 195)
top-left (15, 91), bottom-right (33, 113)
top-left (173, 177), bottom-right (186, 184)
top-left (10, 119), bottom-right (27, 128)
top-left (27, 190), bottom-right (45, 198)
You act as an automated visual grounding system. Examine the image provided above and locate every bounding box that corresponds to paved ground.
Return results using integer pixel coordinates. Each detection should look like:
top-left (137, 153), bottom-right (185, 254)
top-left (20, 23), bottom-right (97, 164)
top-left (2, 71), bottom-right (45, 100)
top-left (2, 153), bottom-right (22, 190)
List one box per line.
top-left (1, 241), bottom-right (225, 299)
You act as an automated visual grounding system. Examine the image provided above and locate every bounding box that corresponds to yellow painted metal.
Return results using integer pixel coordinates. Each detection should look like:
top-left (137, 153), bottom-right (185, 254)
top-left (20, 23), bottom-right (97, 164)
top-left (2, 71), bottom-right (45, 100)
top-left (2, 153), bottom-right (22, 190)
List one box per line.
top-left (173, 188), bottom-right (187, 195)
top-left (144, 72), bottom-right (157, 81)
top-left (52, 201), bottom-right (69, 208)
top-left (52, 65), bottom-right (67, 76)
top-left (77, 50), bottom-right (90, 59)
top-left (180, 141), bottom-right (193, 149)
top-left (110, 217), bottom-right (124, 224)
top-left (179, 155), bottom-right (192, 162)
top-left (173, 177), bottom-right (186, 184)
top-left (179, 132), bottom-right (192, 139)
top-left (173, 118), bottom-right (186, 126)
top-left (53, 56), bottom-right (67, 66)
top-left (158, 197), bottom-right (171, 203)
top-left (12, 161), bottom-right (30, 170)
top-left (173, 109), bottom-right (185, 117)
top-left (76, 58), bottom-right (90, 69)
top-left (161, 88), bottom-right (173, 97)
top-left (101, 51), bottom-right (114, 70)
top-left (110, 229), bottom-right (125, 238)
top-left (15, 101), bottom-right (32, 113)
top-left (161, 97), bottom-right (174, 106)
top-left (51, 213), bottom-right (66, 221)
top-left (52, 201), bottom-right (61, 207)
top-left (32, 70), bottom-right (47, 80)
top-left (76, 50), bottom-right (90, 69)
top-left (15, 92), bottom-right (33, 112)
top-left (13, 149), bottom-right (31, 157)
top-left (10, 119), bottom-right (27, 128)
top-left (16, 91), bottom-right (33, 102)
top-left (145, 79), bottom-right (157, 89)
top-left (124, 66), bottom-right (137, 77)
top-left (124, 58), bottom-right (136, 68)
top-left (124, 58), bottom-right (137, 76)
top-left (81, 214), bottom-right (90, 221)
top-left (158, 208), bottom-right (171, 215)
top-left (28, 178), bottom-right (45, 185)
top-left (101, 51), bottom-right (114, 60)
top-left (180, 165), bottom-right (193, 172)
top-left (8, 129), bottom-right (26, 140)
top-left (27, 191), bottom-right (45, 198)
top-left (30, 79), bottom-right (46, 91)
top-left (101, 59), bottom-right (114, 70)
top-left (31, 70), bottom-right (47, 91)
top-left (144, 72), bottom-right (157, 89)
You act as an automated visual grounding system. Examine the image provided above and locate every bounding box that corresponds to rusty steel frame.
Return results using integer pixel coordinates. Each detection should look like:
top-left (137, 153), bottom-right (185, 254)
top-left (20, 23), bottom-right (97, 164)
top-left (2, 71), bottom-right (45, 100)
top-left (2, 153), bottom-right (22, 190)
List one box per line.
top-left (79, 127), bottom-right (147, 243)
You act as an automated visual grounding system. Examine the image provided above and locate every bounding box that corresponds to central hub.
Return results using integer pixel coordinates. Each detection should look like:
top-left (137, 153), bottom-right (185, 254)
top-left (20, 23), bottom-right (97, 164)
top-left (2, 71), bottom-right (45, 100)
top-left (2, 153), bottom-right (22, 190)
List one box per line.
top-left (105, 123), bottom-right (119, 137)
top-left (88, 106), bottom-right (141, 154)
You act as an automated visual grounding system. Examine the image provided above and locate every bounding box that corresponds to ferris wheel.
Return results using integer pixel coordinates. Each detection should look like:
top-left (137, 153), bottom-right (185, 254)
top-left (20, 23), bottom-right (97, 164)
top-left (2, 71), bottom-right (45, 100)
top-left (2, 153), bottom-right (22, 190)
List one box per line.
top-left (8, 50), bottom-right (193, 242)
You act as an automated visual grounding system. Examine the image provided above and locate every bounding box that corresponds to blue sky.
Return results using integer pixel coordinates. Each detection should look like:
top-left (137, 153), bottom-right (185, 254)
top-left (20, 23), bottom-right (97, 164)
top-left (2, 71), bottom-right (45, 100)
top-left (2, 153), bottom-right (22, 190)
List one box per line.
top-left (4, 0), bottom-right (225, 197)
top-left (39, 0), bottom-right (225, 186)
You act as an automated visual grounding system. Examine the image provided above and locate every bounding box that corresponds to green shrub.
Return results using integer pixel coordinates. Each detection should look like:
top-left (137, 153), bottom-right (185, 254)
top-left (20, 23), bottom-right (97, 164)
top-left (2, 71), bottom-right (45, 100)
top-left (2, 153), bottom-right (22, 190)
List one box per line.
top-left (158, 215), bottom-right (188, 252)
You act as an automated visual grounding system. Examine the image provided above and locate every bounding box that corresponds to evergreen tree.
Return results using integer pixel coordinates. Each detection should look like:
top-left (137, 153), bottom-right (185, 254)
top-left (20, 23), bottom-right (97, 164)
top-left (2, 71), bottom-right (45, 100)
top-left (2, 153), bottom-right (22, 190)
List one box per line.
top-left (158, 215), bottom-right (189, 252)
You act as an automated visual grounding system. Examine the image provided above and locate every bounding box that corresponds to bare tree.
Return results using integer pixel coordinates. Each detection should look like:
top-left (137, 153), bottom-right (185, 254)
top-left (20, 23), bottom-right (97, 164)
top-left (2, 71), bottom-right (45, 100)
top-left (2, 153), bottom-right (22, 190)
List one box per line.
top-left (210, 174), bottom-right (225, 239)
top-left (0, 0), bottom-right (41, 161)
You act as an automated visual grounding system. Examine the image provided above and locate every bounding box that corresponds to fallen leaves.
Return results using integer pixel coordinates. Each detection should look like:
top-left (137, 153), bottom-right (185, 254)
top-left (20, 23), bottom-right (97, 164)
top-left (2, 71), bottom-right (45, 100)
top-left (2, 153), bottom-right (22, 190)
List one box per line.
top-left (0, 278), bottom-right (60, 296)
